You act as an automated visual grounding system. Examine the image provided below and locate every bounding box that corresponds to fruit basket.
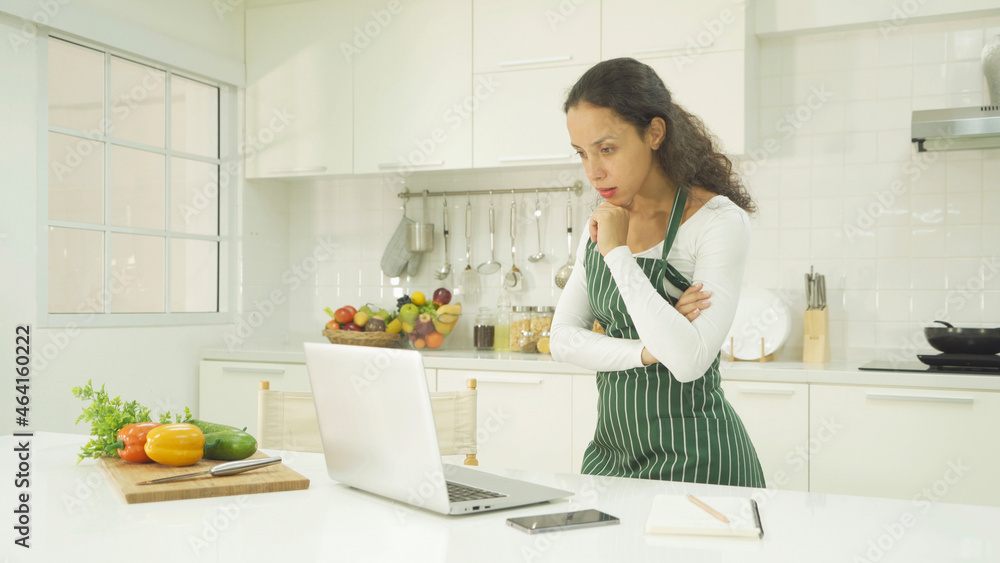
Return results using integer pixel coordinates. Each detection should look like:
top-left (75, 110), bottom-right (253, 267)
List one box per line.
top-left (322, 329), bottom-right (402, 348)
top-left (397, 289), bottom-right (462, 350)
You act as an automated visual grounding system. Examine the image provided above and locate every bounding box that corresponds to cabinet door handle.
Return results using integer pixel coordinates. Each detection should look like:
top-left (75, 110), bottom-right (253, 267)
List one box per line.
top-left (222, 366), bottom-right (286, 375)
top-left (632, 39), bottom-right (715, 57)
top-left (498, 154), bottom-right (574, 164)
top-left (497, 55), bottom-right (572, 68)
top-left (474, 375), bottom-right (543, 385)
top-left (736, 388), bottom-right (795, 396)
top-left (378, 161), bottom-right (445, 169)
top-left (866, 393), bottom-right (974, 405)
top-left (264, 166), bottom-right (327, 175)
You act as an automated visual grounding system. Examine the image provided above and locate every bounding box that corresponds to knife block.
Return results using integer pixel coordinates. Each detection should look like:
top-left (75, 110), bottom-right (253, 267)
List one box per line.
top-left (803, 308), bottom-right (829, 363)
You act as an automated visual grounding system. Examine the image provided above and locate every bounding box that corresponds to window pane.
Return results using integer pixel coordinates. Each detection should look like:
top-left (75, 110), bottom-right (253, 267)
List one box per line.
top-left (171, 239), bottom-right (218, 312)
top-left (171, 75), bottom-right (218, 158)
top-left (48, 227), bottom-right (104, 314)
top-left (170, 158), bottom-right (218, 236)
top-left (110, 145), bottom-right (165, 229)
top-left (48, 39), bottom-right (104, 134)
top-left (109, 57), bottom-right (165, 148)
top-left (48, 132), bottom-right (104, 224)
top-left (109, 233), bottom-right (165, 313)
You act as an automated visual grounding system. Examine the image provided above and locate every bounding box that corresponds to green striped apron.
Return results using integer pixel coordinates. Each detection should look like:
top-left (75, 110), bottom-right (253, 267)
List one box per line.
top-left (581, 188), bottom-right (765, 488)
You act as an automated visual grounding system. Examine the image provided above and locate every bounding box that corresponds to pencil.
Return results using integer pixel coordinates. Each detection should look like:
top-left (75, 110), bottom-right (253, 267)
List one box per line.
top-left (687, 494), bottom-right (730, 524)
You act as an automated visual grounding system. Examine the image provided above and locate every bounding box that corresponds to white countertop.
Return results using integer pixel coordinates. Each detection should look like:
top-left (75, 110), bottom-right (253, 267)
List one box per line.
top-left (201, 343), bottom-right (1000, 391)
top-left (9, 432), bottom-right (1000, 562)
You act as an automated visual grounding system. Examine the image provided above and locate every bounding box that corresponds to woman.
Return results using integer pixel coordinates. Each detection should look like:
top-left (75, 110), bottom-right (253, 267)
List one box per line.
top-left (550, 58), bottom-right (764, 488)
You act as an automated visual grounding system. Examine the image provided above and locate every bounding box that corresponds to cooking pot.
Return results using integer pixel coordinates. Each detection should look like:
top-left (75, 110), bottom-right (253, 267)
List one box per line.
top-left (923, 320), bottom-right (1000, 355)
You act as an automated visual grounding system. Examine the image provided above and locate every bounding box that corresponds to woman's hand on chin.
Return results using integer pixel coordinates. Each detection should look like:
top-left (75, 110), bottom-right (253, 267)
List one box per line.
top-left (589, 202), bottom-right (630, 256)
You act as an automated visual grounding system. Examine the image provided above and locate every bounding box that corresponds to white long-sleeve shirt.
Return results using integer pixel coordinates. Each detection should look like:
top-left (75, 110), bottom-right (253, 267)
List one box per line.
top-left (550, 195), bottom-right (750, 382)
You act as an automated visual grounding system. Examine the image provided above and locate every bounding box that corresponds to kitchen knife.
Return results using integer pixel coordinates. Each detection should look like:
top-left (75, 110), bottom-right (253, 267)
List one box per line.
top-left (805, 273), bottom-right (812, 310)
top-left (136, 456), bottom-right (282, 485)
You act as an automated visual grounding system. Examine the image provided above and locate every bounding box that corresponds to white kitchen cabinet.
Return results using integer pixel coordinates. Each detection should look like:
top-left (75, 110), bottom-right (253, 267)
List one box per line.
top-left (352, 0), bottom-right (472, 174)
top-left (602, 0), bottom-right (747, 60)
top-left (472, 0), bottom-right (600, 74)
top-left (199, 360), bottom-right (435, 436)
top-left (809, 384), bottom-right (1000, 507)
top-left (472, 64), bottom-right (586, 169)
top-left (602, 0), bottom-right (756, 155)
top-left (644, 51), bottom-right (751, 155)
top-left (245, 0), bottom-right (353, 178)
top-left (720, 380), bottom-right (810, 492)
top-left (438, 369), bottom-right (573, 473)
top-left (199, 360), bottom-right (311, 430)
top-left (571, 374), bottom-right (599, 473)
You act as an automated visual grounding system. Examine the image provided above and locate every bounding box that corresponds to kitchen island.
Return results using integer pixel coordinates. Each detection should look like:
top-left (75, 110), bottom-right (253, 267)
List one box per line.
top-left (5, 432), bottom-right (1000, 562)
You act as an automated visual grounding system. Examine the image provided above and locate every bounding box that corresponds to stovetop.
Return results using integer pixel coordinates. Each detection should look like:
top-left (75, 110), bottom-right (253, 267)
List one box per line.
top-left (860, 353), bottom-right (1000, 375)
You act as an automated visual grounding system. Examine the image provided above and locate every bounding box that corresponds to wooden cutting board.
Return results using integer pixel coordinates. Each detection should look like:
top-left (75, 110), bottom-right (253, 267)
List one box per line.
top-left (99, 451), bottom-right (309, 504)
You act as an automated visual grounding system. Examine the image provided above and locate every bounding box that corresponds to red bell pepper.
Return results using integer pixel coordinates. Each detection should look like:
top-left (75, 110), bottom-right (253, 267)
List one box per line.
top-left (106, 422), bottom-right (162, 463)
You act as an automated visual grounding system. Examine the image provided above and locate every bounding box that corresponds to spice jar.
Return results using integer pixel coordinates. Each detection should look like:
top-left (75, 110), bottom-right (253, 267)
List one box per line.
top-left (474, 307), bottom-right (495, 351)
top-left (510, 306), bottom-right (534, 352)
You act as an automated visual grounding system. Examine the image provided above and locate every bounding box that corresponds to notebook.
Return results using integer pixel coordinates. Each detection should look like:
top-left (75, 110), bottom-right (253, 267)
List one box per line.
top-left (644, 494), bottom-right (764, 540)
top-left (302, 342), bottom-right (573, 515)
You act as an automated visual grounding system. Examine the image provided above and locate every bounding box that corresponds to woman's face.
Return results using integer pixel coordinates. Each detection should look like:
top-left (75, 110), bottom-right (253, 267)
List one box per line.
top-left (566, 102), bottom-right (663, 207)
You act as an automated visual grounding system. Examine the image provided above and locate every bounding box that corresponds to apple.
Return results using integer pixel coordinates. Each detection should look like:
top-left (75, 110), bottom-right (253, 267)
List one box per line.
top-left (415, 313), bottom-right (435, 336)
top-left (343, 322), bottom-right (362, 332)
top-left (399, 303), bottom-right (419, 324)
top-left (334, 307), bottom-right (354, 324)
top-left (432, 288), bottom-right (452, 305)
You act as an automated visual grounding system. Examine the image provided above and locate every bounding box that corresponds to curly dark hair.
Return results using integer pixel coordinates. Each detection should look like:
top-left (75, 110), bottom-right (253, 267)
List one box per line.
top-left (564, 57), bottom-right (755, 215)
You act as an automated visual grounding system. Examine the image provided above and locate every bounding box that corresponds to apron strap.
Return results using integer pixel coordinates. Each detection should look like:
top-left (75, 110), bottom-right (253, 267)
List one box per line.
top-left (658, 187), bottom-right (689, 294)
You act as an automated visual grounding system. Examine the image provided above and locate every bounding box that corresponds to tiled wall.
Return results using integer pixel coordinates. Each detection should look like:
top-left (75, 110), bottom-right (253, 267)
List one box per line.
top-left (744, 17), bottom-right (1000, 360)
top-left (247, 15), bottom-right (1000, 360)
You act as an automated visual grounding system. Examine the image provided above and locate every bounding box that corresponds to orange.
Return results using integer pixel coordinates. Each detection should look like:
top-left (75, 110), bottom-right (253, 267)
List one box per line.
top-left (425, 332), bottom-right (444, 349)
top-left (413, 338), bottom-right (426, 349)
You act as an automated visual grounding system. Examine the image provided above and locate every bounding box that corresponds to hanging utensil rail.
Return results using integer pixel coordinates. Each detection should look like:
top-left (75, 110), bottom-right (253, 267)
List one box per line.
top-left (397, 181), bottom-right (584, 200)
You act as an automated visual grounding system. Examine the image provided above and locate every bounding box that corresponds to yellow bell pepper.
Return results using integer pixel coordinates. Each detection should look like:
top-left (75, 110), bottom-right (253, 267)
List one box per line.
top-left (143, 423), bottom-right (205, 466)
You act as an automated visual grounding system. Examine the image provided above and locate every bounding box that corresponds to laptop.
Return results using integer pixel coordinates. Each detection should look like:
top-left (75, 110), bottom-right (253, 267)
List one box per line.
top-left (303, 342), bottom-right (573, 515)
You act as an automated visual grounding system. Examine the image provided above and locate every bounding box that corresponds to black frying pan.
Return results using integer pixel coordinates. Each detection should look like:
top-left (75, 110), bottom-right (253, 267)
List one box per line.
top-left (924, 320), bottom-right (1000, 355)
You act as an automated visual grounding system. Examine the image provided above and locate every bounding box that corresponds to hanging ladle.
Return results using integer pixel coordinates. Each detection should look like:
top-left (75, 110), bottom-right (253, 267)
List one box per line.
top-left (477, 192), bottom-right (502, 275)
top-left (435, 195), bottom-right (451, 280)
top-left (528, 189), bottom-right (545, 263)
top-left (554, 189), bottom-right (575, 289)
top-left (504, 194), bottom-right (522, 289)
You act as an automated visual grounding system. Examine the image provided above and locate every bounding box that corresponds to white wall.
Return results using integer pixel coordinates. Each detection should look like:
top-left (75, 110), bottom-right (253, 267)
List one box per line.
top-left (0, 8), bottom-right (244, 436)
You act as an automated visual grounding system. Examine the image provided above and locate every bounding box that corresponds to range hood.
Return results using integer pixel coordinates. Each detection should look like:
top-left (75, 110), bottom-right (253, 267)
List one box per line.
top-left (911, 105), bottom-right (1000, 152)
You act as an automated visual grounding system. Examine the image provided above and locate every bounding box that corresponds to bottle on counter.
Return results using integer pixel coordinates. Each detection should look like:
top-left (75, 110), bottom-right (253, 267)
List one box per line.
top-left (474, 307), bottom-right (495, 351)
top-left (493, 291), bottom-right (511, 352)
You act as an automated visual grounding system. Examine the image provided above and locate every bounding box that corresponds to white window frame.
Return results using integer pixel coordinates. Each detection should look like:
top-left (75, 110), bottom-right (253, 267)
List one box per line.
top-left (37, 31), bottom-right (238, 328)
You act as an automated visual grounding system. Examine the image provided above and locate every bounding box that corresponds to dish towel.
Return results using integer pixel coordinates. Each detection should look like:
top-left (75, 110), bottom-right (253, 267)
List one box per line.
top-left (381, 217), bottom-right (422, 278)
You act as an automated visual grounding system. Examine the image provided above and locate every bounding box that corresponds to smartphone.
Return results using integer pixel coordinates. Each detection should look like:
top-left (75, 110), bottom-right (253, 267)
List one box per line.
top-left (506, 509), bottom-right (620, 534)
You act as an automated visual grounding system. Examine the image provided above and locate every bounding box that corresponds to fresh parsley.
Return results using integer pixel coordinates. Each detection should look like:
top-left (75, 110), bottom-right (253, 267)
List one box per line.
top-left (71, 380), bottom-right (192, 462)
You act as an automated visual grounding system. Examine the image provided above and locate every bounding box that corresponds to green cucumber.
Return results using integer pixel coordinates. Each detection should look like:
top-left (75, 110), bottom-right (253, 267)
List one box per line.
top-left (203, 431), bottom-right (258, 460)
top-left (190, 419), bottom-right (247, 434)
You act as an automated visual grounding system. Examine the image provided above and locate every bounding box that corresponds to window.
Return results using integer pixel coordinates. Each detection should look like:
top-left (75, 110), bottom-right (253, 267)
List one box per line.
top-left (43, 36), bottom-right (231, 324)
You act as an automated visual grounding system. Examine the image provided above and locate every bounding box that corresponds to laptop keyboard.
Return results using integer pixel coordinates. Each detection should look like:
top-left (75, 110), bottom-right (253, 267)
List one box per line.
top-left (446, 481), bottom-right (507, 503)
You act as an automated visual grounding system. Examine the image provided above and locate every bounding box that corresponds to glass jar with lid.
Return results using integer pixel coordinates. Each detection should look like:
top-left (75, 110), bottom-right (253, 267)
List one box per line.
top-left (531, 306), bottom-right (554, 337)
top-left (537, 331), bottom-right (551, 355)
top-left (510, 305), bottom-right (535, 352)
top-left (474, 307), bottom-right (495, 351)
